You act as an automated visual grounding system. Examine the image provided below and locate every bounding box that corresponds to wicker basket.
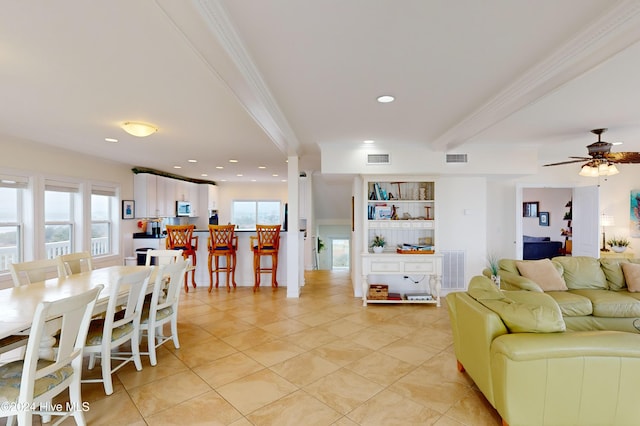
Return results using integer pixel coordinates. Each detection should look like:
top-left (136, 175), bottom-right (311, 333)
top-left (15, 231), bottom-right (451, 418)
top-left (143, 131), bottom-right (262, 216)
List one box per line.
top-left (368, 284), bottom-right (389, 300)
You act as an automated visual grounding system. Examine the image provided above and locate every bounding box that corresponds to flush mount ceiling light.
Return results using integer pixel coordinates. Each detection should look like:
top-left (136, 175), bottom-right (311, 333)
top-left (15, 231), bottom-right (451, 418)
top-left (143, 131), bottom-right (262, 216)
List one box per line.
top-left (376, 95), bottom-right (395, 103)
top-left (121, 121), bottom-right (158, 137)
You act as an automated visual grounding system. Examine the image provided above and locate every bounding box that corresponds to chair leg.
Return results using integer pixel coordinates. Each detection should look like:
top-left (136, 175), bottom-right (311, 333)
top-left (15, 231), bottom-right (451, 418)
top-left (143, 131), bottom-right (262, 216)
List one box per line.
top-left (171, 316), bottom-right (180, 349)
top-left (101, 347), bottom-right (114, 395)
top-left (148, 326), bottom-right (157, 366)
top-left (225, 253), bottom-right (231, 292)
top-left (231, 252), bottom-right (237, 288)
top-left (253, 253), bottom-right (260, 292)
top-left (208, 253), bottom-right (213, 292)
top-left (272, 253), bottom-right (278, 289)
top-left (68, 372), bottom-right (87, 425)
top-left (132, 331), bottom-right (143, 371)
top-left (190, 254), bottom-right (197, 288)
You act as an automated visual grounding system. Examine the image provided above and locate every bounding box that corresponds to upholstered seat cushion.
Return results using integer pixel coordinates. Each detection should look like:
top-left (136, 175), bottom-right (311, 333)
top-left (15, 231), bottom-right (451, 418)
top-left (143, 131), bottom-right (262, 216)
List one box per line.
top-left (85, 319), bottom-right (134, 346)
top-left (0, 360), bottom-right (73, 403)
top-left (570, 289), bottom-right (640, 318)
top-left (545, 291), bottom-right (593, 316)
top-left (141, 306), bottom-right (173, 324)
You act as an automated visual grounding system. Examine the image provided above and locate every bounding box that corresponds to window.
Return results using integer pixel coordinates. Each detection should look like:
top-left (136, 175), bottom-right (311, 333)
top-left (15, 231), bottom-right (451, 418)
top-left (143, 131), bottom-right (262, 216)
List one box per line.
top-left (44, 181), bottom-right (78, 259)
top-left (0, 176), bottom-right (27, 272)
top-left (232, 201), bottom-right (281, 230)
top-left (91, 193), bottom-right (112, 255)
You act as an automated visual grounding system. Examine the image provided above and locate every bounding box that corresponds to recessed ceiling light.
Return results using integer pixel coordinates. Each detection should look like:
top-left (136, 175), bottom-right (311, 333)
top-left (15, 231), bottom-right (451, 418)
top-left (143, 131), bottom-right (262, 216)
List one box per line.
top-left (281, 179), bottom-right (287, 182)
top-left (188, 159), bottom-right (197, 163)
top-left (612, 142), bottom-right (623, 146)
top-left (216, 166), bottom-right (224, 169)
top-left (229, 159), bottom-right (238, 163)
top-left (251, 179), bottom-right (257, 182)
top-left (377, 95), bottom-right (395, 103)
top-left (272, 174), bottom-right (279, 177)
top-left (105, 138), bottom-right (118, 143)
top-left (173, 165), bottom-right (182, 169)
top-left (201, 173), bottom-right (208, 177)
top-left (258, 166), bottom-right (266, 169)
top-left (363, 140), bottom-right (375, 144)
top-left (236, 174), bottom-right (243, 177)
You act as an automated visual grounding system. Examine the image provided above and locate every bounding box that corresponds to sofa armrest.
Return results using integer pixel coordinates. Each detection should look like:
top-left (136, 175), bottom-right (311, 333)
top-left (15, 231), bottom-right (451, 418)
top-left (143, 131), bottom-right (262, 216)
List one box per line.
top-left (491, 331), bottom-right (640, 426)
top-left (496, 270), bottom-right (544, 292)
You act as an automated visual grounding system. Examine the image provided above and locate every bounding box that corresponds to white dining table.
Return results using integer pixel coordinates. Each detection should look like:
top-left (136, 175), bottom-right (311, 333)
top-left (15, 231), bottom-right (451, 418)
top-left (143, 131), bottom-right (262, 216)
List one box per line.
top-left (0, 265), bottom-right (154, 342)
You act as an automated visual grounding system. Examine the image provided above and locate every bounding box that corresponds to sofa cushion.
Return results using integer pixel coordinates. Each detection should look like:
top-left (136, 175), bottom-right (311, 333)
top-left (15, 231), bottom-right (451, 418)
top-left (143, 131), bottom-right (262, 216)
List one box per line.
top-left (545, 291), bottom-right (593, 317)
top-left (621, 262), bottom-right (640, 292)
top-left (553, 256), bottom-right (608, 290)
top-left (468, 277), bottom-right (565, 333)
top-left (516, 259), bottom-right (568, 291)
top-left (600, 258), bottom-right (629, 291)
top-left (569, 289), bottom-right (640, 318)
top-left (523, 235), bottom-right (551, 242)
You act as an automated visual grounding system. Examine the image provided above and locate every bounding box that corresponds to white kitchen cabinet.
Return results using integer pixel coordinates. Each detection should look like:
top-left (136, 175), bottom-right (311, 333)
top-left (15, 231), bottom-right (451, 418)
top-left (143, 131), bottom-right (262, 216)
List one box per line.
top-left (133, 173), bottom-right (157, 218)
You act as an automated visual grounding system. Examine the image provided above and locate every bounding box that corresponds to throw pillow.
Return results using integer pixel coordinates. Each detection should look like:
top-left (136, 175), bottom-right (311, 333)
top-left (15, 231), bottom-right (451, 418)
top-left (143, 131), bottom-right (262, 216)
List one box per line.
top-left (621, 262), bottom-right (640, 292)
top-left (516, 259), bottom-right (567, 291)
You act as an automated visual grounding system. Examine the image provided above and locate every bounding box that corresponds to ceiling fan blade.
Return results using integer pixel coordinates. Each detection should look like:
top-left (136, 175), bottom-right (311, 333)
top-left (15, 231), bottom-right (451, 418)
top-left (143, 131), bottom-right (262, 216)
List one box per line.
top-left (568, 156), bottom-right (592, 160)
top-left (543, 159), bottom-right (589, 167)
top-left (605, 152), bottom-right (640, 163)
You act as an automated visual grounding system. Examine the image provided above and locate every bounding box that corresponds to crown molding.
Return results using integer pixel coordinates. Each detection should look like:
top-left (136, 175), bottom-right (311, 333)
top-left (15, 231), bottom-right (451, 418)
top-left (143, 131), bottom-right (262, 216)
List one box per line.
top-left (430, 0), bottom-right (640, 151)
top-left (192, 0), bottom-right (300, 155)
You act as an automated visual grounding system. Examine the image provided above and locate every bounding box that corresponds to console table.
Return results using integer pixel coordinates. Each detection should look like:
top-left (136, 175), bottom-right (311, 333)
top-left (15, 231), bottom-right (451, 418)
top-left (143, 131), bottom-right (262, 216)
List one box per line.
top-left (361, 253), bottom-right (443, 307)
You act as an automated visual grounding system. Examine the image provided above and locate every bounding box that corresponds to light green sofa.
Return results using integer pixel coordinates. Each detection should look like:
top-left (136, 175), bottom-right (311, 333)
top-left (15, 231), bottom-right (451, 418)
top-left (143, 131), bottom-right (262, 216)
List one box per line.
top-left (489, 256), bottom-right (640, 333)
top-left (447, 275), bottom-right (640, 426)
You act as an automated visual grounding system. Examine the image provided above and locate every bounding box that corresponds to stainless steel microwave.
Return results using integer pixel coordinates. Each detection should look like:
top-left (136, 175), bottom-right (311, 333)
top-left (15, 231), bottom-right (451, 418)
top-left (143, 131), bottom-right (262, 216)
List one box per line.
top-left (176, 201), bottom-right (191, 216)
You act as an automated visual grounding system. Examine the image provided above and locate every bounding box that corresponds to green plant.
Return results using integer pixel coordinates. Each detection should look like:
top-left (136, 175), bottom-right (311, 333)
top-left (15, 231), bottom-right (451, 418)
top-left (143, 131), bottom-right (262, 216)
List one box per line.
top-left (487, 253), bottom-right (500, 276)
top-left (371, 235), bottom-right (386, 247)
top-left (317, 237), bottom-right (325, 253)
top-left (607, 236), bottom-right (631, 247)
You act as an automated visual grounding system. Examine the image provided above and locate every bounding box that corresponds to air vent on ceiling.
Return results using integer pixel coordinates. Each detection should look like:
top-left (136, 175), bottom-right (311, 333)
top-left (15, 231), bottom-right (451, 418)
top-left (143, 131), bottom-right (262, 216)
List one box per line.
top-left (446, 153), bottom-right (468, 163)
top-left (367, 153), bottom-right (391, 165)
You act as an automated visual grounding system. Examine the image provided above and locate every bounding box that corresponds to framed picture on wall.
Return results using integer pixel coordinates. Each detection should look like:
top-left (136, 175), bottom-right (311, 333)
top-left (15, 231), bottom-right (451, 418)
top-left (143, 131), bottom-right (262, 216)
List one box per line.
top-left (122, 200), bottom-right (135, 219)
top-left (523, 201), bottom-right (539, 217)
top-left (539, 211), bottom-right (549, 226)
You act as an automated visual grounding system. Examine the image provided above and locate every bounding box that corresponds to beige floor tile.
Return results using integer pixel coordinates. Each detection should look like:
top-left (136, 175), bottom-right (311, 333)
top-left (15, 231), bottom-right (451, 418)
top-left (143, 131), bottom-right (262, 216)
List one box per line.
top-left (303, 368), bottom-right (384, 414)
top-left (311, 338), bottom-right (372, 367)
top-left (269, 351), bottom-right (342, 387)
top-left (345, 351), bottom-right (416, 387)
top-left (378, 337), bottom-right (440, 365)
top-left (216, 369), bottom-right (298, 415)
top-left (193, 352), bottom-right (265, 388)
top-left (145, 390), bottom-right (243, 426)
top-left (128, 370), bottom-right (212, 417)
top-left (347, 388), bottom-right (441, 426)
top-left (281, 326), bottom-right (338, 350)
top-left (444, 388), bottom-right (502, 426)
top-left (313, 318), bottom-right (367, 338)
top-left (81, 390), bottom-right (146, 425)
top-left (346, 327), bottom-right (402, 350)
top-left (246, 390), bottom-right (341, 426)
top-left (257, 318), bottom-right (310, 336)
top-left (172, 337), bottom-right (238, 368)
top-left (220, 327), bottom-right (279, 350)
top-left (242, 338), bottom-right (307, 366)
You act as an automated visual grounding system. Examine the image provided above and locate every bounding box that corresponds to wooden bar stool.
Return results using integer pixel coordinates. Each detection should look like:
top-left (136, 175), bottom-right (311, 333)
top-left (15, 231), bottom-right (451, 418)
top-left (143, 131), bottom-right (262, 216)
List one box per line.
top-left (252, 224), bottom-right (281, 292)
top-left (207, 224), bottom-right (238, 292)
top-left (165, 224), bottom-right (198, 292)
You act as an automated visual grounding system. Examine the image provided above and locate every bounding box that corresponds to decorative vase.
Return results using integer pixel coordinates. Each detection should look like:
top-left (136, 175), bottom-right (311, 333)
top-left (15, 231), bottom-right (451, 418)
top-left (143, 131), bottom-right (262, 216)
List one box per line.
top-left (611, 246), bottom-right (627, 253)
top-left (373, 246), bottom-right (384, 254)
top-left (491, 275), bottom-right (501, 289)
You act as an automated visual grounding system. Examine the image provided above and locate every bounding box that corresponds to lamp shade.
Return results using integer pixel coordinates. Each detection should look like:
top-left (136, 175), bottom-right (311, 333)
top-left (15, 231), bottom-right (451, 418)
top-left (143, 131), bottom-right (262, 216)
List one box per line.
top-left (121, 121), bottom-right (157, 137)
top-left (601, 214), bottom-right (615, 227)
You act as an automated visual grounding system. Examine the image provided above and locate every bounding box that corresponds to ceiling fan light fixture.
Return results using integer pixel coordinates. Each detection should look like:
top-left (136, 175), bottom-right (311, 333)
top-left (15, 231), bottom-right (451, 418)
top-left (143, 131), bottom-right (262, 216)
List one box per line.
top-left (121, 121), bottom-right (158, 137)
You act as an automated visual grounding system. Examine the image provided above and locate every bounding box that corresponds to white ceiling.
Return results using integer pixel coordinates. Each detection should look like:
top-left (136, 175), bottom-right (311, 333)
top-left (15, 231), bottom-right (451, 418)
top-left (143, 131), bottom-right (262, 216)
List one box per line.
top-left (2, 0), bottom-right (640, 183)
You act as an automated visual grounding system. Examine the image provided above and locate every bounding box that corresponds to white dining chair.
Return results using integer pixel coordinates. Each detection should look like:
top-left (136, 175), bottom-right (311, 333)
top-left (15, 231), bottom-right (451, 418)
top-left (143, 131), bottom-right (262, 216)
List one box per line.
top-left (140, 260), bottom-right (188, 366)
top-left (56, 251), bottom-right (94, 277)
top-left (9, 258), bottom-right (60, 287)
top-left (0, 285), bottom-right (102, 426)
top-left (82, 268), bottom-right (151, 395)
top-left (144, 249), bottom-right (184, 266)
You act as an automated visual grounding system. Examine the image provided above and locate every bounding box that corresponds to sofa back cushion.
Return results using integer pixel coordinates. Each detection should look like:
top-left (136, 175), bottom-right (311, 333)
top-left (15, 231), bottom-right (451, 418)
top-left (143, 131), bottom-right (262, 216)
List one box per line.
top-left (552, 256), bottom-right (608, 290)
top-left (468, 276), bottom-right (566, 333)
top-left (523, 235), bottom-right (551, 242)
top-left (600, 258), bottom-right (629, 291)
top-left (515, 259), bottom-right (567, 291)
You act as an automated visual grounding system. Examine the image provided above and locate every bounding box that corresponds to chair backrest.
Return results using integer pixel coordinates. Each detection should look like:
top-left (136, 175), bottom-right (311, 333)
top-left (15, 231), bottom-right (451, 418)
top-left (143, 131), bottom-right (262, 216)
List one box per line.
top-left (20, 285), bottom-right (102, 405)
top-left (145, 249), bottom-right (184, 266)
top-left (56, 251), bottom-right (94, 276)
top-left (149, 260), bottom-right (189, 317)
top-left (165, 225), bottom-right (195, 249)
top-left (208, 225), bottom-right (236, 251)
top-left (102, 269), bottom-right (152, 343)
top-left (256, 225), bottom-right (281, 251)
top-left (9, 258), bottom-right (60, 286)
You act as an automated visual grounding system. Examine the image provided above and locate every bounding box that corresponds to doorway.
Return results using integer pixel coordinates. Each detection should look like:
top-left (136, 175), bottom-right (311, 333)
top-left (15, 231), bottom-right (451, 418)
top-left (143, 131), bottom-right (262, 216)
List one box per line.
top-left (331, 239), bottom-right (350, 270)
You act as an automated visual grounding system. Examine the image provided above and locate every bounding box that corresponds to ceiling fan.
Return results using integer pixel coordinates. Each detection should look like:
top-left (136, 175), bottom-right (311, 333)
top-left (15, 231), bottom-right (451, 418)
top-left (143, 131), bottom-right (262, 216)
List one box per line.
top-left (543, 128), bottom-right (640, 176)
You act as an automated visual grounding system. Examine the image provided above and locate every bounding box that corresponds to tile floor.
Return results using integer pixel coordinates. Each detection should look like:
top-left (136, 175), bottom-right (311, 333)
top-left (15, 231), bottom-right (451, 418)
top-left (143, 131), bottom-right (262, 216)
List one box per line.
top-left (24, 270), bottom-right (502, 425)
